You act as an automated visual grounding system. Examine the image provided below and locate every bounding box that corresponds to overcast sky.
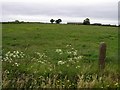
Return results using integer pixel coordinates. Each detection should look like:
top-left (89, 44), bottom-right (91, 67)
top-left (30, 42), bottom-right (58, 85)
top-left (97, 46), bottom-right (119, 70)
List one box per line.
top-left (1, 0), bottom-right (119, 25)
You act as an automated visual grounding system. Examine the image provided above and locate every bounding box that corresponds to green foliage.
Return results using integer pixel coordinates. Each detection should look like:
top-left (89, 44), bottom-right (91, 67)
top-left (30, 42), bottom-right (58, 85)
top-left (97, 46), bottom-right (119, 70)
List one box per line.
top-left (55, 19), bottom-right (62, 24)
top-left (50, 19), bottom-right (55, 24)
top-left (15, 20), bottom-right (19, 24)
top-left (83, 18), bottom-right (90, 25)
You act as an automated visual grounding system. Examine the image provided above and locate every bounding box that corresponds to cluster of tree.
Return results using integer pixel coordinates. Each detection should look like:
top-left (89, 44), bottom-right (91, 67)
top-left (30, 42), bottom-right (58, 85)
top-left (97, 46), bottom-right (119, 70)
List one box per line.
top-left (50, 19), bottom-right (62, 24)
top-left (2, 20), bottom-right (25, 24)
top-left (67, 18), bottom-right (90, 25)
top-left (67, 18), bottom-right (117, 27)
top-left (83, 18), bottom-right (90, 25)
top-left (2, 20), bottom-right (45, 24)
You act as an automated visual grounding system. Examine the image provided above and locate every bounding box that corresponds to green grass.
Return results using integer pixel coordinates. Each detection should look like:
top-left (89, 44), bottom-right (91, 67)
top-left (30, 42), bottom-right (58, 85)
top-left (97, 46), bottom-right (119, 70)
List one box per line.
top-left (3, 24), bottom-right (118, 59)
top-left (2, 24), bottom-right (119, 88)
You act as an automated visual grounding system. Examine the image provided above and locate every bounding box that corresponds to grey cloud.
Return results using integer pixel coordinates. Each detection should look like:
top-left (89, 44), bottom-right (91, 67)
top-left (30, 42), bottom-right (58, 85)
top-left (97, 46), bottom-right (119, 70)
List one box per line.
top-left (2, 2), bottom-right (118, 21)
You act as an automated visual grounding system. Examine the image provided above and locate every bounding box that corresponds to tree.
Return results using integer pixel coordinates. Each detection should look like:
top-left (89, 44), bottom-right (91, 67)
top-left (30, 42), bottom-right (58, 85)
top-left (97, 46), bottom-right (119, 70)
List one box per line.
top-left (50, 19), bottom-right (55, 24)
top-left (15, 20), bottom-right (19, 23)
top-left (55, 19), bottom-right (62, 24)
top-left (83, 18), bottom-right (90, 25)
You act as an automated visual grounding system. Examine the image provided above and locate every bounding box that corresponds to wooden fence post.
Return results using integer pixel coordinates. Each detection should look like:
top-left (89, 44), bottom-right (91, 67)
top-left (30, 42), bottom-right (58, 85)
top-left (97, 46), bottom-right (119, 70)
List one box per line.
top-left (99, 42), bottom-right (107, 70)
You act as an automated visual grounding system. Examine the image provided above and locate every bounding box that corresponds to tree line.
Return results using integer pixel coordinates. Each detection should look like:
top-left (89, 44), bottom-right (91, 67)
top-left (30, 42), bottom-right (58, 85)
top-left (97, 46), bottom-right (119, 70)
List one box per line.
top-left (50, 18), bottom-right (90, 25)
top-left (2, 18), bottom-right (117, 27)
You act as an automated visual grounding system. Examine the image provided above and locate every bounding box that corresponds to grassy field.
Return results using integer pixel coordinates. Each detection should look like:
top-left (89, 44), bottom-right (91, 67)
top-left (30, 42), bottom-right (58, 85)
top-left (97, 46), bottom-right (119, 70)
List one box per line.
top-left (2, 24), bottom-right (119, 88)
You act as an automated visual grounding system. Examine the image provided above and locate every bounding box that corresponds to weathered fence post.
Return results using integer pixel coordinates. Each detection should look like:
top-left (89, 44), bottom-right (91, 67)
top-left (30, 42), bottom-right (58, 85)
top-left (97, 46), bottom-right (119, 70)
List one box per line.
top-left (99, 42), bottom-right (107, 70)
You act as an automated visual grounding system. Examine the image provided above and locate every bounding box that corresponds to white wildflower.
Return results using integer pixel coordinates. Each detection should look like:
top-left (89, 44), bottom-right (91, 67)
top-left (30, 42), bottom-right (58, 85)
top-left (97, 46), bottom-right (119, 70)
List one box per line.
top-left (6, 57), bottom-right (9, 60)
top-left (66, 51), bottom-right (72, 54)
top-left (15, 62), bottom-right (19, 66)
top-left (76, 65), bottom-right (80, 69)
top-left (7, 51), bottom-right (11, 54)
top-left (41, 61), bottom-right (44, 64)
top-left (13, 55), bottom-right (16, 58)
top-left (6, 70), bottom-right (9, 74)
top-left (68, 58), bottom-right (72, 62)
top-left (77, 56), bottom-right (83, 59)
top-left (66, 45), bottom-right (69, 47)
top-left (114, 83), bottom-right (118, 86)
top-left (9, 53), bottom-right (13, 57)
top-left (38, 61), bottom-right (41, 63)
top-left (49, 68), bottom-right (52, 71)
top-left (58, 60), bottom-right (65, 65)
top-left (55, 49), bottom-right (63, 54)
top-left (66, 44), bottom-right (71, 47)
top-left (9, 60), bottom-right (12, 63)
top-left (73, 50), bottom-right (77, 55)
top-left (13, 51), bottom-right (16, 54)
top-left (16, 51), bottom-right (19, 54)
top-left (66, 64), bottom-right (69, 67)
top-left (71, 48), bottom-right (74, 50)
top-left (5, 53), bottom-right (8, 57)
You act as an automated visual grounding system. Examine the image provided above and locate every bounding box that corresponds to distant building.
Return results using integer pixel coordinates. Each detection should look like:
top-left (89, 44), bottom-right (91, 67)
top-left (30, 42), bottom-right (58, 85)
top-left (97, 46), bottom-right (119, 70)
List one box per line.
top-left (67, 22), bottom-right (83, 25)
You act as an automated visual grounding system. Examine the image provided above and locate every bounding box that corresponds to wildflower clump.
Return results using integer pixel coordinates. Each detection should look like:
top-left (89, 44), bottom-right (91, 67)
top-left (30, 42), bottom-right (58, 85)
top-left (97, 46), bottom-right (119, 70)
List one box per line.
top-left (2, 45), bottom-right (119, 88)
